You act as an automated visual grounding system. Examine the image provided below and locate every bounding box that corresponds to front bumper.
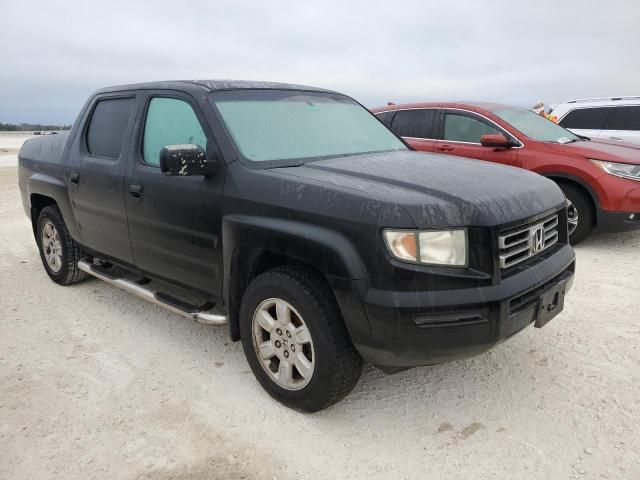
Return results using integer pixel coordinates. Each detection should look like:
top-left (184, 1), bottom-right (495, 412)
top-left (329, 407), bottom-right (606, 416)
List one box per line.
top-left (596, 209), bottom-right (640, 233)
top-left (348, 244), bottom-right (575, 368)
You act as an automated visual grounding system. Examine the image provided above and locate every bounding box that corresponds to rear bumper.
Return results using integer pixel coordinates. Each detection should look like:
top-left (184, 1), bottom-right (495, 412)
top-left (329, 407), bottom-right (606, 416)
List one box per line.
top-left (596, 209), bottom-right (640, 233)
top-left (347, 244), bottom-right (576, 368)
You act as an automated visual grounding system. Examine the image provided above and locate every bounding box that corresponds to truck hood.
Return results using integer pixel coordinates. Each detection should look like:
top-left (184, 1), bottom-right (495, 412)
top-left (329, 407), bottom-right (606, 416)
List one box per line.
top-left (546, 138), bottom-right (640, 165)
top-left (277, 151), bottom-right (564, 228)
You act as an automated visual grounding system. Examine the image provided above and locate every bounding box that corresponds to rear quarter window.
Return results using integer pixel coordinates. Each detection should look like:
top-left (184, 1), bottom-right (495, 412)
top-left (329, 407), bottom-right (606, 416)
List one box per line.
top-left (375, 111), bottom-right (396, 127)
top-left (559, 107), bottom-right (609, 130)
top-left (86, 97), bottom-right (135, 158)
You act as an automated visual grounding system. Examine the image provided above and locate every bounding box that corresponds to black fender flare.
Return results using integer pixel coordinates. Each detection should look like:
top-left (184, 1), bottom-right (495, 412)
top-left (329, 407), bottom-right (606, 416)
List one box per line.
top-left (27, 172), bottom-right (81, 239)
top-left (221, 215), bottom-right (369, 340)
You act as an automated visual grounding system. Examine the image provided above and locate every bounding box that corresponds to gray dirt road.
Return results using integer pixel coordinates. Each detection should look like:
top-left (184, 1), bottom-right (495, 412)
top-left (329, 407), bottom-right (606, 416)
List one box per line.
top-left (1, 164), bottom-right (639, 480)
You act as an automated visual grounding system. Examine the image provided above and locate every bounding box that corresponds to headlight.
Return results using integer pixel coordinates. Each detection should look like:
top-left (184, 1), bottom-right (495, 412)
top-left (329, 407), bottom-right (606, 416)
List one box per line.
top-left (591, 159), bottom-right (640, 181)
top-left (384, 229), bottom-right (467, 266)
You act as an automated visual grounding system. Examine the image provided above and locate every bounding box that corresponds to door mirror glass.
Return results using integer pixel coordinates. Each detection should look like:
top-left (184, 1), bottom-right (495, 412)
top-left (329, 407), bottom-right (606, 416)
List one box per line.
top-left (480, 133), bottom-right (511, 148)
top-left (159, 144), bottom-right (214, 176)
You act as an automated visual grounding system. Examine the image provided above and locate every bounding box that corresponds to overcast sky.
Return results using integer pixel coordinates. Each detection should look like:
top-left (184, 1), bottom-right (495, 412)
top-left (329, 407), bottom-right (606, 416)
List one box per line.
top-left (1, 0), bottom-right (639, 124)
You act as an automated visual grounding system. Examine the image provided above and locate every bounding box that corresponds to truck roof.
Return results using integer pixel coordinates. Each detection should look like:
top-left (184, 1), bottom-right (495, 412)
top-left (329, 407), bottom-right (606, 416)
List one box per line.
top-left (95, 79), bottom-right (338, 95)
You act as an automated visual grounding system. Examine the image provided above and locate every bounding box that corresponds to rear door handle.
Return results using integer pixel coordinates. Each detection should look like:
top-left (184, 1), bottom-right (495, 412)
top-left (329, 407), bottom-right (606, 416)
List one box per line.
top-left (128, 184), bottom-right (143, 198)
top-left (435, 144), bottom-right (454, 152)
top-left (69, 172), bottom-right (80, 184)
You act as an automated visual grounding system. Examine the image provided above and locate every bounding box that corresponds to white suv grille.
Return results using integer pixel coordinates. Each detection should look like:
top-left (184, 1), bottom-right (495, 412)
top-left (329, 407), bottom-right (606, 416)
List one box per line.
top-left (499, 215), bottom-right (559, 269)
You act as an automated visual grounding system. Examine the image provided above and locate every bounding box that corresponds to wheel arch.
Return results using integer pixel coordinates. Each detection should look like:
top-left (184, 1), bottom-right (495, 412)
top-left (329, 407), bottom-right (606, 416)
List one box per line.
top-left (542, 173), bottom-right (599, 226)
top-left (30, 193), bottom-right (58, 237)
top-left (222, 215), bottom-right (369, 342)
top-left (27, 173), bottom-right (81, 239)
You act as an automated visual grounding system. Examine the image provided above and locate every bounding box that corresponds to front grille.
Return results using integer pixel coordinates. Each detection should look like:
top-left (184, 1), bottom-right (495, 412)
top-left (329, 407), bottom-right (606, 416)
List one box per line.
top-left (499, 214), bottom-right (559, 269)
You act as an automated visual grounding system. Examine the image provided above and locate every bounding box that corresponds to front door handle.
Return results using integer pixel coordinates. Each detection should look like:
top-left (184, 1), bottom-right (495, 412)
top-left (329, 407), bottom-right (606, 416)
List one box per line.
top-left (435, 144), bottom-right (454, 152)
top-left (69, 172), bottom-right (80, 184)
top-left (129, 184), bottom-right (143, 198)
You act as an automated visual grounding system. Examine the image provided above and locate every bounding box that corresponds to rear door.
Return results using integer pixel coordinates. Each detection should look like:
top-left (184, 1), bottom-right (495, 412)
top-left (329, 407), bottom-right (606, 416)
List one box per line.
top-left (387, 108), bottom-right (439, 152)
top-left (124, 91), bottom-right (224, 297)
top-left (435, 110), bottom-right (521, 167)
top-left (70, 94), bottom-right (137, 263)
top-left (558, 107), bottom-right (609, 139)
top-left (602, 105), bottom-right (640, 144)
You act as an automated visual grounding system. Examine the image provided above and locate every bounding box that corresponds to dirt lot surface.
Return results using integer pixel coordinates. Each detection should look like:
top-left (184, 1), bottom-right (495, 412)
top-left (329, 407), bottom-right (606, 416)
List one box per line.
top-left (1, 160), bottom-right (639, 479)
top-left (0, 133), bottom-right (35, 168)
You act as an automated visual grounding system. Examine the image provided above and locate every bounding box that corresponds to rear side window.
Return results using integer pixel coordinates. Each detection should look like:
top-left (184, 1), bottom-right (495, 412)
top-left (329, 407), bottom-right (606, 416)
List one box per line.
top-left (376, 111), bottom-right (396, 128)
top-left (559, 107), bottom-right (609, 130)
top-left (606, 106), bottom-right (640, 131)
top-left (391, 109), bottom-right (437, 139)
top-left (142, 97), bottom-right (207, 165)
top-left (86, 97), bottom-right (134, 158)
top-left (443, 113), bottom-right (498, 143)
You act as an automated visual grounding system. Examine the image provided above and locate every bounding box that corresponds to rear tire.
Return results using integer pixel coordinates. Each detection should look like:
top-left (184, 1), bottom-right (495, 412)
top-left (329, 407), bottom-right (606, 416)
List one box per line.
top-left (36, 206), bottom-right (88, 285)
top-left (558, 183), bottom-right (593, 245)
top-left (239, 266), bottom-right (363, 412)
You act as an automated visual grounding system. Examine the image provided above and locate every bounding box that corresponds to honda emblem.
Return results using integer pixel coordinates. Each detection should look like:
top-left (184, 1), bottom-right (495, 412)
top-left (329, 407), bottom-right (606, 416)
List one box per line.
top-left (532, 226), bottom-right (545, 253)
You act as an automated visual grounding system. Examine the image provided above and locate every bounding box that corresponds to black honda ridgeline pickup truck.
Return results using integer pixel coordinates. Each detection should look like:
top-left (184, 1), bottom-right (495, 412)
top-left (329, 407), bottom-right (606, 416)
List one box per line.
top-left (19, 80), bottom-right (575, 411)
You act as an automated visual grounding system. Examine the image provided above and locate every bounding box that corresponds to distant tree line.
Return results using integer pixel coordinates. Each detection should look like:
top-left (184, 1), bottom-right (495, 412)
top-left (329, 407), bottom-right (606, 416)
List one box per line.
top-left (0, 122), bottom-right (72, 131)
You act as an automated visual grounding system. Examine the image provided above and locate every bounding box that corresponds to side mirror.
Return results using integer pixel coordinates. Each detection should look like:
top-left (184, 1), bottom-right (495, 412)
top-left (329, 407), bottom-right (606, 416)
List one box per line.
top-left (159, 144), bottom-right (216, 176)
top-left (480, 134), bottom-right (512, 148)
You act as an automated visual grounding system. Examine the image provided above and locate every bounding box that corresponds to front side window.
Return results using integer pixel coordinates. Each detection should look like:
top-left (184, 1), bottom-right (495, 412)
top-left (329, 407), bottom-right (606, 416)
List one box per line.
top-left (443, 113), bottom-right (498, 143)
top-left (391, 109), bottom-right (437, 139)
top-left (86, 97), bottom-right (135, 158)
top-left (559, 107), bottom-right (609, 130)
top-left (606, 106), bottom-right (640, 131)
top-left (493, 107), bottom-right (580, 143)
top-left (211, 90), bottom-right (407, 164)
top-left (142, 97), bottom-right (207, 165)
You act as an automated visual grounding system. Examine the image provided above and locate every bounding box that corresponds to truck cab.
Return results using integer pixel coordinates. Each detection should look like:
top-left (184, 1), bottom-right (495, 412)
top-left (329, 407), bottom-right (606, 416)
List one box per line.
top-left (19, 80), bottom-right (575, 411)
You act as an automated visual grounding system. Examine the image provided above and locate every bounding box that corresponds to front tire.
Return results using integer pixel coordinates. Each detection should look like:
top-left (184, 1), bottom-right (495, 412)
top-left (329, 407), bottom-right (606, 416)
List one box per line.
top-left (36, 206), bottom-right (88, 285)
top-left (558, 183), bottom-right (593, 245)
top-left (239, 266), bottom-right (363, 412)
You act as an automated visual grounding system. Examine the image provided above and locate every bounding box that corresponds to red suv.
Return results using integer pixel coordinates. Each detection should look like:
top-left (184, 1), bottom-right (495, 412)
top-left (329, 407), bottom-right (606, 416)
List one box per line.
top-left (372, 103), bottom-right (640, 243)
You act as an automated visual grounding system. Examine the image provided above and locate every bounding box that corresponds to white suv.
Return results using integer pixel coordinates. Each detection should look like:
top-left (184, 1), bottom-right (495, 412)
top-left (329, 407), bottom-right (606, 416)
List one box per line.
top-left (550, 96), bottom-right (640, 144)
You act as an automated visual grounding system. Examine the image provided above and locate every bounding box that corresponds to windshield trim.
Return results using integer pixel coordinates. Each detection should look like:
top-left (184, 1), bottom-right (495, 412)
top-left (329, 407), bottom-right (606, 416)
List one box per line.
top-left (207, 89), bottom-right (410, 169)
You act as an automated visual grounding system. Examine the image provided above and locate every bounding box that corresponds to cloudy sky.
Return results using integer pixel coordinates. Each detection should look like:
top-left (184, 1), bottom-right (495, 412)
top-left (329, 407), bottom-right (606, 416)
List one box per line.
top-left (1, 0), bottom-right (639, 124)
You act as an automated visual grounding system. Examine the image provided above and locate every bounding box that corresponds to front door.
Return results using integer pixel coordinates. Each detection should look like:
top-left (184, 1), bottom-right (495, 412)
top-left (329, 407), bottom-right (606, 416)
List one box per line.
top-left (124, 92), bottom-right (224, 297)
top-left (435, 110), bottom-right (520, 168)
top-left (70, 94), bottom-right (137, 263)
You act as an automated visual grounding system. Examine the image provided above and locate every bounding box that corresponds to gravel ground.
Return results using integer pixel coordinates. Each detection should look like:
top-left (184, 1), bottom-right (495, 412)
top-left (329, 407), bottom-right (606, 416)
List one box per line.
top-left (1, 161), bottom-right (639, 479)
top-left (0, 133), bottom-right (35, 168)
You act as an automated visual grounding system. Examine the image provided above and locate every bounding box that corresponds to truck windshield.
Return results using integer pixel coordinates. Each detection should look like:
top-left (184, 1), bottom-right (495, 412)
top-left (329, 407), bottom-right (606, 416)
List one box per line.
top-left (492, 107), bottom-right (581, 143)
top-left (210, 90), bottom-right (407, 164)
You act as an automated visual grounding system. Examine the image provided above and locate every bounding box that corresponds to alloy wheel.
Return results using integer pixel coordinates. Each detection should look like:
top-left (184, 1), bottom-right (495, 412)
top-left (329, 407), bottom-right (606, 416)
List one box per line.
top-left (567, 199), bottom-right (579, 236)
top-left (252, 298), bottom-right (315, 390)
top-left (42, 221), bottom-right (63, 273)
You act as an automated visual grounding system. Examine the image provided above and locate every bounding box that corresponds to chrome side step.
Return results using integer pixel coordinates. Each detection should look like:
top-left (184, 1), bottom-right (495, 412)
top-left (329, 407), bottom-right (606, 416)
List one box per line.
top-left (78, 259), bottom-right (227, 326)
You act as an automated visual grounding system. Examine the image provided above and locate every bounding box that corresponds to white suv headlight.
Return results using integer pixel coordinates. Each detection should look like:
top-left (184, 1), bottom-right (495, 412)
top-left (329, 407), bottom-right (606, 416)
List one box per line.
top-left (384, 229), bottom-right (467, 266)
top-left (591, 159), bottom-right (640, 181)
